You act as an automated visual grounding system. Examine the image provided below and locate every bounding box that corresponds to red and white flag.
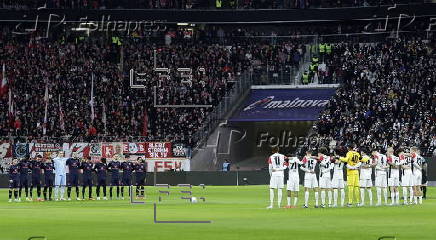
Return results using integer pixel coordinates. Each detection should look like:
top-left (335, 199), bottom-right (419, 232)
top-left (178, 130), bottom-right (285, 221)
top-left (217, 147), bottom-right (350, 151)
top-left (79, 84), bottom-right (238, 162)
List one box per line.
top-left (89, 74), bottom-right (95, 122)
top-left (0, 63), bottom-right (8, 97)
top-left (142, 109), bottom-right (148, 136)
top-left (102, 102), bottom-right (107, 135)
top-left (8, 86), bottom-right (14, 125)
top-left (59, 94), bottom-right (65, 131)
top-left (43, 81), bottom-right (49, 135)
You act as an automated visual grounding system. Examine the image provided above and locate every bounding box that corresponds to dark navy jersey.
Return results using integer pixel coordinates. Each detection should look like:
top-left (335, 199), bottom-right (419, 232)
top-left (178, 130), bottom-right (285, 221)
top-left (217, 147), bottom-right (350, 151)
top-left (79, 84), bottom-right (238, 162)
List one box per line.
top-left (9, 164), bottom-right (20, 179)
top-left (66, 158), bottom-right (81, 175)
top-left (42, 162), bottom-right (54, 176)
top-left (134, 163), bottom-right (146, 176)
top-left (108, 161), bottom-right (121, 178)
top-left (81, 162), bottom-right (94, 178)
top-left (121, 162), bottom-right (133, 178)
top-left (94, 162), bottom-right (107, 179)
top-left (18, 160), bottom-right (31, 176)
top-left (30, 160), bottom-right (43, 176)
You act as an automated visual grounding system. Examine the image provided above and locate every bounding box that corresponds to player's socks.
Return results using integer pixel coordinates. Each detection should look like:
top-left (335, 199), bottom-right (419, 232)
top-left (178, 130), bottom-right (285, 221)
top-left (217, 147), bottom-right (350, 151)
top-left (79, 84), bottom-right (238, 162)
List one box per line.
top-left (103, 186), bottom-right (107, 197)
top-left (82, 187), bottom-right (86, 199)
top-left (8, 189), bottom-right (12, 200)
top-left (376, 188), bottom-right (382, 205)
top-left (409, 187), bottom-right (413, 203)
top-left (19, 187), bottom-right (22, 198)
top-left (269, 189), bottom-right (274, 207)
top-left (320, 191), bottom-right (325, 205)
top-left (54, 186), bottom-right (59, 200)
top-left (333, 189), bottom-right (338, 206)
top-left (37, 186), bottom-right (41, 198)
top-left (354, 186), bottom-right (360, 204)
top-left (293, 197), bottom-right (298, 206)
top-left (314, 192), bottom-right (319, 206)
top-left (96, 186), bottom-right (100, 197)
top-left (43, 187), bottom-right (47, 200)
top-left (75, 187), bottom-right (80, 199)
top-left (60, 186), bottom-right (65, 199)
top-left (414, 196), bottom-right (418, 204)
top-left (67, 187), bottom-right (72, 198)
top-left (49, 187), bottom-right (53, 200)
top-left (304, 191), bottom-right (309, 206)
top-left (287, 197), bottom-right (291, 206)
top-left (383, 188), bottom-right (388, 204)
top-left (328, 190), bottom-right (332, 206)
top-left (367, 189), bottom-right (373, 206)
top-left (121, 187), bottom-right (124, 198)
top-left (418, 196), bottom-right (422, 204)
top-left (277, 189), bottom-right (282, 207)
top-left (395, 192), bottom-right (400, 205)
top-left (110, 187), bottom-right (113, 198)
top-left (360, 188), bottom-right (365, 205)
top-left (25, 187), bottom-right (29, 198)
top-left (402, 187), bottom-right (408, 204)
top-left (390, 191), bottom-right (395, 204)
top-left (14, 190), bottom-right (18, 200)
top-left (422, 186), bottom-right (427, 199)
top-left (348, 186), bottom-right (353, 204)
top-left (117, 186), bottom-right (120, 198)
top-left (30, 187), bottom-right (33, 198)
top-left (88, 186), bottom-right (92, 199)
top-left (340, 189), bottom-right (345, 206)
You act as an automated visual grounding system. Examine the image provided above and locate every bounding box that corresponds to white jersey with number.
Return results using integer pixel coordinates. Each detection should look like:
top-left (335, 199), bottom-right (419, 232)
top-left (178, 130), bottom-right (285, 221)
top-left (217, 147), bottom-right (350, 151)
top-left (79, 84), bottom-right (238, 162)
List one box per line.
top-left (319, 155), bottom-right (332, 179)
top-left (287, 157), bottom-right (301, 178)
top-left (301, 156), bottom-right (318, 188)
top-left (374, 153), bottom-right (388, 175)
top-left (412, 153), bottom-right (424, 175)
top-left (387, 155), bottom-right (400, 178)
top-left (333, 161), bottom-right (344, 179)
top-left (360, 156), bottom-right (373, 180)
top-left (268, 153), bottom-right (286, 177)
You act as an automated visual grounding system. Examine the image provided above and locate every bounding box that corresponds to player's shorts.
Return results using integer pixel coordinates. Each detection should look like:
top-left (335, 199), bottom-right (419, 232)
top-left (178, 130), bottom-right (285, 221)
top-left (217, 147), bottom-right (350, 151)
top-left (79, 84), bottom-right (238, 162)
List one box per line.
top-left (346, 174), bottom-right (359, 187)
top-left (68, 174), bottom-right (79, 186)
top-left (304, 173), bottom-right (318, 188)
top-left (269, 175), bottom-right (284, 189)
top-left (9, 178), bottom-right (20, 188)
top-left (331, 176), bottom-right (344, 188)
top-left (123, 177), bottom-right (132, 186)
top-left (82, 177), bottom-right (93, 187)
top-left (388, 177), bottom-right (400, 187)
top-left (401, 172), bottom-right (414, 187)
top-left (32, 176), bottom-right (42, 186)
top-left (413, 172), bottom-right (422, 186)
top-left (97, 178), bottom-right (107, 186)
top-left (111, 177), bottom-right (120, 186)
top-left (44, 175), bottom-right (54, 187)
top-left (55, 174), bottom-right (67, 187)
top-left (136, 177), bottom-right (146, 186)
top-left (375, 174), bottom-right (387, 188)
top-left (319, 176), bottom-right (331, 189)
top-left (286, 176), bottom-right (299, 191)
top-left (359, 178), bottom-right (372, 188)
top-left (20, 175), bottom-right (29, 186)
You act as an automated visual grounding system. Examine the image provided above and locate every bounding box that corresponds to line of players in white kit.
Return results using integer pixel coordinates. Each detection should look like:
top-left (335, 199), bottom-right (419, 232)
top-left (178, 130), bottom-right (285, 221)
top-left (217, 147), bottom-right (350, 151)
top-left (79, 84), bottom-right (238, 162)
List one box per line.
top-left (267, 146), bottom-right (427, 209)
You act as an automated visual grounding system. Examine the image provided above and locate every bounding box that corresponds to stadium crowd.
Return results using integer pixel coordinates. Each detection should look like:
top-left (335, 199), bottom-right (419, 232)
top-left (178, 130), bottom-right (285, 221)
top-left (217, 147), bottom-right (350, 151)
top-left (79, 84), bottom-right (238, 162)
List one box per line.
top-left (314, 39), bottom-right (436, 155)
top-left (0, 27), bottom-right (306, 146)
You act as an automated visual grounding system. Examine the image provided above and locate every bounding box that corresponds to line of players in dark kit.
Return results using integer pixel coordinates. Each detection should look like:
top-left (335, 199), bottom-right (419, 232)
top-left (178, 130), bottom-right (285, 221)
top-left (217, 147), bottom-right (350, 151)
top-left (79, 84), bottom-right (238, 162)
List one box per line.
top-left (7, 152), bottom-right (147, 202)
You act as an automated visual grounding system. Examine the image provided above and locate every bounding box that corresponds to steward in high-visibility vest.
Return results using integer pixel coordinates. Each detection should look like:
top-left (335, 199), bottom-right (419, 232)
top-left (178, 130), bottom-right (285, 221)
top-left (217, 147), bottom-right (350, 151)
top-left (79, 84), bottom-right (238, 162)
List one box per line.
top-left (326, 44), bottom-right (332, 54)
top-left (319, 43), bottom-right (326, 54)
top-left (302, 71), bottom-right (309, 84)
top-left (216, 0), bottom-right (222, 8)
top-left (312, 56), bottom-right (319, 65)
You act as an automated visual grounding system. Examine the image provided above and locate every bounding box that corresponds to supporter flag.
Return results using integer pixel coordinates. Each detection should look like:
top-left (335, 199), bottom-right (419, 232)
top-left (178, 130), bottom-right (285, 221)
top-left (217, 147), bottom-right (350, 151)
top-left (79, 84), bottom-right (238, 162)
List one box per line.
top-left (102, 102), bottom-right (107, 135)
top-left (89, 74), bottom-right (95, 123)
top-left (142, 109), bottom-right (148, 136)
top-left (0, 63), bottom-right (8, 97)
top-left (8, 85), bottom-right (14, 125)
top-left (43, 81), bottom-right (49, 135)
top-left (59, 94), bottom-right (65, 131)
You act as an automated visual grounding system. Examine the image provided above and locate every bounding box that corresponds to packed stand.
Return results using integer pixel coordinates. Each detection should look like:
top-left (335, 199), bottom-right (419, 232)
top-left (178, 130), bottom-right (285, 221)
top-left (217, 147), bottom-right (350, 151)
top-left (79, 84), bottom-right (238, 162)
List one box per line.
top-left (314, 39), bottom-right (436, 155)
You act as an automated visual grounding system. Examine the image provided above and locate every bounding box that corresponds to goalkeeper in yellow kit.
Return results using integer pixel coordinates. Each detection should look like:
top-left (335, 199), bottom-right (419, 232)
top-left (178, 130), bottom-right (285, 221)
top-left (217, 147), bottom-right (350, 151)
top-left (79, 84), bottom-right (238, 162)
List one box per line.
top-left (339, 145), bottom-right (362, 207)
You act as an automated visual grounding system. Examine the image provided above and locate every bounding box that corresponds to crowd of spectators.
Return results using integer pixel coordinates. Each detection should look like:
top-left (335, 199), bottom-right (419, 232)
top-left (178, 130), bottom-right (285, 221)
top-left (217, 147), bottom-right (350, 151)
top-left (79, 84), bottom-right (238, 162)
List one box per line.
top-left (0, 26), bottom-right (305, 147)
top-left (313, 39), bottom-right (436, 155)
top-left (0, 0), bottom-right (427, 10)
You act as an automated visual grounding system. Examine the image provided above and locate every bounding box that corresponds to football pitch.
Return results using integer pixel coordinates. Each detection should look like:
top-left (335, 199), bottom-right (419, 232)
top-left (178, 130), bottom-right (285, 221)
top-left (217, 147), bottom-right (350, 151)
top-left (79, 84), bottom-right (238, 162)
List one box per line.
top-left (1, 185), bottom-right (435, 240)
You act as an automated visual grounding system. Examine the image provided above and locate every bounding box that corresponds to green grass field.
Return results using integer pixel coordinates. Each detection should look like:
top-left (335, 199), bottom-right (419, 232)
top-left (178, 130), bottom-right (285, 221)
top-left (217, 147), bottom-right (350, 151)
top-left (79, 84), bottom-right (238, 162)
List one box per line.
top-left (1, 185), bottom-right (435, 240)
